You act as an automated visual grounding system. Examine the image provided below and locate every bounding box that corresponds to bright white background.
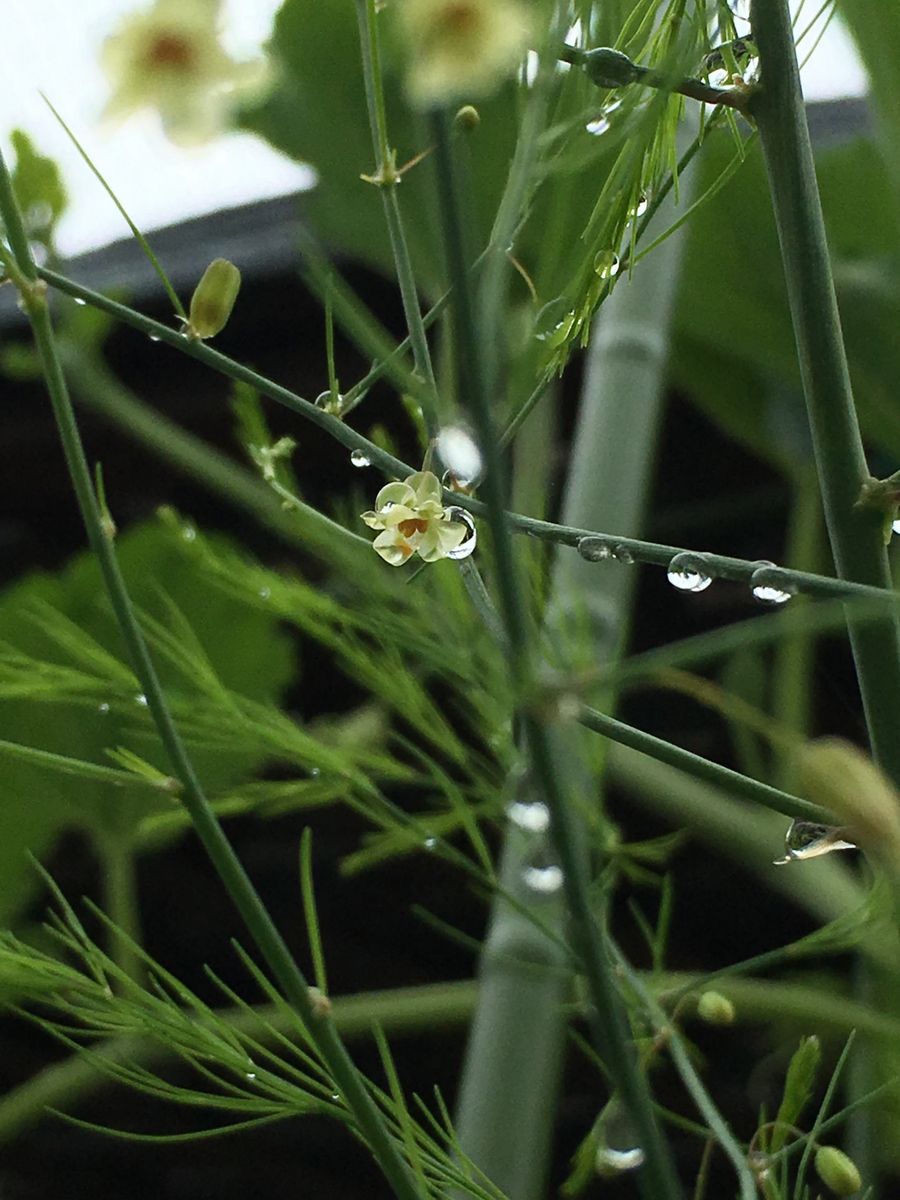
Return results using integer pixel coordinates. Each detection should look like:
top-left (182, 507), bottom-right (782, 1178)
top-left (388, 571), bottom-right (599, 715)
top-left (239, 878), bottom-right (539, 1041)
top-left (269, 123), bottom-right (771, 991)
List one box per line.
top-left (1, 1), bottom-right (869, 258)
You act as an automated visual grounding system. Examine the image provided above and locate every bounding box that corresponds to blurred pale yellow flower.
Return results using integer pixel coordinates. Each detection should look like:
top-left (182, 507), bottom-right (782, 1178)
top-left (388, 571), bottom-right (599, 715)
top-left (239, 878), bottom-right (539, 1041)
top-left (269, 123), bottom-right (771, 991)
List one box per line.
top-left (399, 0), bottom-right (532, 106)
top-left (361, 471), bottom-right (468, 566)
top-left (100, 0), bottom-right (269, 146)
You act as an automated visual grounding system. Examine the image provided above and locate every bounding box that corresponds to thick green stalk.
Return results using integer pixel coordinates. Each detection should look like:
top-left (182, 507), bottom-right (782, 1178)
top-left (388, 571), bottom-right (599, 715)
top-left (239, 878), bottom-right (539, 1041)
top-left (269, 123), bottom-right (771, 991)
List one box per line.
top-left (0, 152), bottom-right (421, 1200)
top-left (430, 109), bottom-right (681, 1200)
top-left (750, 0), bottom-right (900, 787)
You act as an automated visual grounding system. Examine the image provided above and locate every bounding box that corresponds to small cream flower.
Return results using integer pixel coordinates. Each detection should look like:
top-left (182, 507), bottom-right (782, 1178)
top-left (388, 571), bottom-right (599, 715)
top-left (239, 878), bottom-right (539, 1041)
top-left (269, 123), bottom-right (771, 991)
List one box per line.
top-left (399, 0), bottom-right (532, 106)
top-left (100, 0), bottom-right (269, 146)
top-left (361, 471), bottom-right (468, 565)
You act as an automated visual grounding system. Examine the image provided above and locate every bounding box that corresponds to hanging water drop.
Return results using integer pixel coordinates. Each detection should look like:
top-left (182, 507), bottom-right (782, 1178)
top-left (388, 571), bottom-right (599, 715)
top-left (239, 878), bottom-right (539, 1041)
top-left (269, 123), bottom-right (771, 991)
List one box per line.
top-left (892, 517), bottom-right (900, 536)
top-left (667, 551), bottom-right (712, 593)
top-left (98, 702), bottom-right (110, 715)
top-left (593, 250), bottom-right (620, 279)
top-left (134, 693), bottom-right (148, 707)
top-left (148, 333), bottom-right (162, 343)
top-left (350, 448), bottom-right (371, 468)
top-left (577, 536), bottom-right (613, 562)
top-left (436, 424), bottom-right (483, 488)
top-left (632, 193), bottom-right (650, 218)
top-left (246, 1072), bottom-right (257, 1081)
top-left (424, 837), bottom-right (438, 851)
top-left (522, 863), bottom-right (564, 893)
top-left (750, 562), bottom-right (795, 605)
top-left (507, 800), bottom-right (551, 834)
top-left (613, 544), bottom-right (634, 564)
top-left (74, 297), bottom-right (87, 307)
top-left (586, 115), bottom-right (611, 136)
top-left (773, 820), bottom-right (857, 865)
top-left (595, 1099), bottom-right (645, 1177)
top-left (445, 507), bottom-right (477, 560)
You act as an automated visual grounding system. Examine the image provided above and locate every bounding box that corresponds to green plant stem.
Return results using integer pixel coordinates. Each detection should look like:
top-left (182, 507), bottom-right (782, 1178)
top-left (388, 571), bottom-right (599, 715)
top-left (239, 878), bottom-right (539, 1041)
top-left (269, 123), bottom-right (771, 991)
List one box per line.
top-left (750, 0), bottom-right (900, 789)
top-left (578, 705), bottom-right (827, 822)
top-left (95, 832), bottom-right (143, 984)
top-left (430, 107), bottom-right (682, 1200)
top-left (0, 151), bottom-right (421, 1200)
top-left (355, 0), bottom-right (438, 436)
top-left (36, 270), bottom-right (900, 610)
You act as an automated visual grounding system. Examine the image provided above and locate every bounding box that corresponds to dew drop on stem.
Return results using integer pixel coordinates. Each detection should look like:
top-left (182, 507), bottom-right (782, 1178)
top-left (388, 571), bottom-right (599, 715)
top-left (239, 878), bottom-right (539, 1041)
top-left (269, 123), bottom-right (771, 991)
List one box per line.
top-left (593, 250), bottom-right (620, 279)
top-left (667, 551), bottom-right (712, 593)
top-left (522, 863), bottom-right (563, 893)
top-left (750, 561), bottom-right (795, 605)
top-left (74, 297), bottom-right (87, 306)
top-left (507, 800), bottom-right (551, 833)
top-left (613, 544), bottom-right (634, 564)
top-left (577, 536), bottom-right (613, 562)
top-left (436, 424), bottom-right (483, 488)
top-left (350, 448), bottom-right (371, 468)
top-left (445, 508), bottom-right (477, 560)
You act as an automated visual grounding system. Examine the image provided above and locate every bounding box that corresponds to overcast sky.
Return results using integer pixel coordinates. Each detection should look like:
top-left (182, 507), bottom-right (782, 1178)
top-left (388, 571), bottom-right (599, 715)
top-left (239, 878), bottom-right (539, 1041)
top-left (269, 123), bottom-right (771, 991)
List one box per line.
top-left (2, 1), bottom-right (870, 258)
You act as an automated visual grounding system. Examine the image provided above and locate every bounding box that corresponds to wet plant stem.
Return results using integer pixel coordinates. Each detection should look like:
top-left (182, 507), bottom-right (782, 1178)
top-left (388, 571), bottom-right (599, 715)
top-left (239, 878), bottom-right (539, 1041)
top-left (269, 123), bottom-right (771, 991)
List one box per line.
top-left (750, 0), bottom-right (900, 788)
top-left (0, 148), bottom-right (423, 1200)
top-left (430, 106), bottom-right (682, 1200)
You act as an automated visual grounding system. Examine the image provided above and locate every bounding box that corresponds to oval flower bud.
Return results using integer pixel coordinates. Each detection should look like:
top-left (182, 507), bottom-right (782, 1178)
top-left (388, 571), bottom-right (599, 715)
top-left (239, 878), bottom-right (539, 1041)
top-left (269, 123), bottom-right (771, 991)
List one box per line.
top-left (696, 990), bottom-right (735, 1026)
top-left (815, 1146), bottom-right (862, 1196)
top-left (187, 258), bottom-right (241, 340)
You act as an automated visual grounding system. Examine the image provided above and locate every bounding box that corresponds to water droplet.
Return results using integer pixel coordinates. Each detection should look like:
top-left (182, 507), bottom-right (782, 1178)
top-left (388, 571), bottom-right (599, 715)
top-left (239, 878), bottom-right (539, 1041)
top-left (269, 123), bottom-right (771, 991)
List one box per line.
top-left (436, 424), bottom-right (483, 487)
top-left (424, 836), bottom-right (438, 851)
top-left (632, 193), bottom-right (650, 218)
top-left (593, 250), bottom-right (620, 279)
top-left (596, 1147), bottom-right (646, 1176)
top-left (258, 586), bottom-right (271, 600)
top-left (134, 693), bottom-right (148, 707)
top-left (522, 864), bottom-right (564, 893)
top-left (892, 517), bottom-right (900, 536)
top-left (74, 297), bottom-right (87, 307)
top-left (535, 298), bottom-right (576, 347)
top-left (750, 561), bottom-right (795, 606)
top-left (330, 1092), bottom-right (341, 1102)
top-left (309, 767), bottom-right (321, 778)
top-left (246, 1072), bottom-right (257, 1081)
top-left (350, 448), bottom-right (371, 468)
top-left (613, 544), bottom-right (634, 564)
top-left (507, 800), bottom-right (551, 833)
top-left (148, 333), bottom-right (161, 343)
top-left (586, 115), bottom-right (611, 136)
top-left (181, 524), bottom-right (196, 542)
top-left (445, 507), bottom-right (477, 560)
top-left (315, 390), bottom-right (343, 411)
top-left (98, 702), bottom-right (110, 715)
top-left (667, 551), bottom-right (712, 594)
top-left (577, 536), bottom-right (614, 562)
top-left (773, 820), bottom-right (857, 865)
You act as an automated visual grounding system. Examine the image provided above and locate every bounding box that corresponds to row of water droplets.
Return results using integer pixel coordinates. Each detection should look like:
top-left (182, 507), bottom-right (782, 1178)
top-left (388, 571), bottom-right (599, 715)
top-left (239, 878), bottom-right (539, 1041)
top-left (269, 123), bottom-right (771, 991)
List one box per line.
top-left (576, 538), bottom-right (796, 606)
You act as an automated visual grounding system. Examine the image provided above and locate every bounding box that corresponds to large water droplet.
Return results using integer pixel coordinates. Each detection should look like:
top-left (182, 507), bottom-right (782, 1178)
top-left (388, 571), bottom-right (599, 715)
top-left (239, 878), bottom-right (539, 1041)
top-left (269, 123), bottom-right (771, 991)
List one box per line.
top-left (445, 508), bottom-right (477, 560)
top-left (613, 544), bottom-right (634, 564)
top-left (667, 551), bottom-right (712, 593)
top-left (507, 800), bottom-right (551, 833)
top-left (522, 863), bottom-right (564, 893)
top-left (436, 424), bottom-right (483, 488)
top-left (632, 193), bottom-right (650, 218)
top-left (585, 99), bottom-right (622, 136)
top-left (750, 562), bottom-right (795, 606)
top-left (577, 536), bottom-right (613, 562)
top-left (350, 448), bottom-right (371, 468)
top-left (773, 819), bottom-right (857, 865)
top-left (593, 250), bottom-right (620, 279)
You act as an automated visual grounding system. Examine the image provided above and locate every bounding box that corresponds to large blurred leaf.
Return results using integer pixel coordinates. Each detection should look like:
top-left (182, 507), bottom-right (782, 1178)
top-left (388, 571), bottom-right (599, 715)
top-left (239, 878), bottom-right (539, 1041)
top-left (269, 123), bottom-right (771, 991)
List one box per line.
top-left (672, 130), bottom-right (900, 471)
top-left (0, 520), bottom-right (294, 926)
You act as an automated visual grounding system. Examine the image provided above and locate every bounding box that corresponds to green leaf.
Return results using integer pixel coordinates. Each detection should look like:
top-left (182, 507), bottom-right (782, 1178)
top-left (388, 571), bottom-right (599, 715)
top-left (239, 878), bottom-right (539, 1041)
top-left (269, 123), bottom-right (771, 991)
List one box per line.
top-left (8, 129), bottom-right (67, 250)
top-left (0, 519), bottom-right (294, 927)
top-left (770, 1034), bottom-right (821, 1153)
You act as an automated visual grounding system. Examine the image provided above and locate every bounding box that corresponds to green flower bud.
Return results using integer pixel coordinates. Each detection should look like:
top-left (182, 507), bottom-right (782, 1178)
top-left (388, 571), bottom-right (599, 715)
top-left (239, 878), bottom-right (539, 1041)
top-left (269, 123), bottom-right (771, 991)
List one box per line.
top-left (187, 257), bottom-right (241, 340)
top-left (696, 990), bottom-right (735, 1025)
top-left (815, 1146), bottom-right (862, 1196)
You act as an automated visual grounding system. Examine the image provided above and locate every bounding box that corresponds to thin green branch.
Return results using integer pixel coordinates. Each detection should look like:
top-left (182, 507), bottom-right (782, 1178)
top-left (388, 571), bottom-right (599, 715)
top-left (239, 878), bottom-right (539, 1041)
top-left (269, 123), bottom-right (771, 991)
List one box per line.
top-left (577, 704), bottom-right (827, 823)
top-left (0, 147), bottom-right (421, 1200)
top-left (429, 107), bottom-right (682, 1200)
top-left (36, 269), bottom-right (900, 609)
top-left (750, 0), bottom-right (900, 787)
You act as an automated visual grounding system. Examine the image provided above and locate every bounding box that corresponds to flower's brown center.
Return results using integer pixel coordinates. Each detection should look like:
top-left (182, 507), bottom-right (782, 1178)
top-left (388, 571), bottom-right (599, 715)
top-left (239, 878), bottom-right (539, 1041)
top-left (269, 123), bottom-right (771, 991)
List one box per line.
top-left (398, 518), bottom-right (429, 537)
top-left (145, 32), bottom-right (196, 72)
top-left (434, 2), bottom-right (480, 37)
